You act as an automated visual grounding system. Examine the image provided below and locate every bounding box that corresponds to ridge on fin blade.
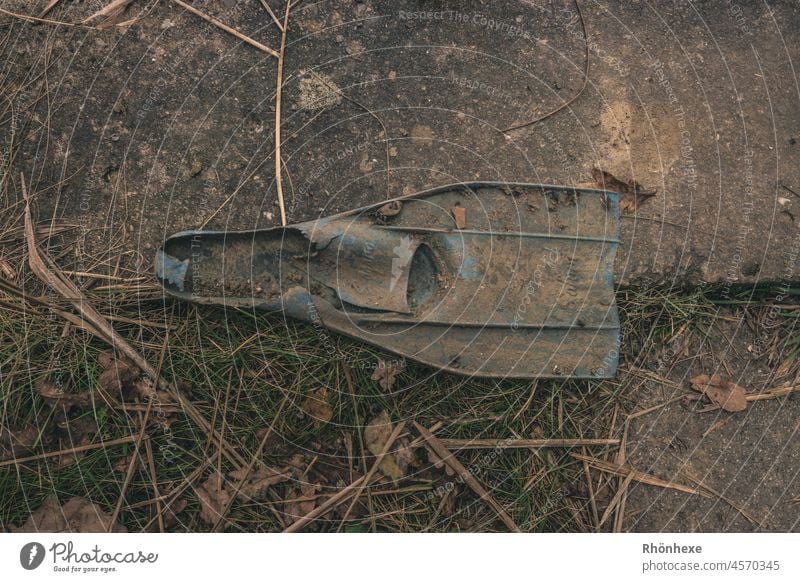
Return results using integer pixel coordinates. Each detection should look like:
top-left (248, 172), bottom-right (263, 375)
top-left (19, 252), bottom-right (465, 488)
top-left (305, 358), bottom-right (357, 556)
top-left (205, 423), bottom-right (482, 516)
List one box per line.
top-left (156, 182), bottom-right (620, 379)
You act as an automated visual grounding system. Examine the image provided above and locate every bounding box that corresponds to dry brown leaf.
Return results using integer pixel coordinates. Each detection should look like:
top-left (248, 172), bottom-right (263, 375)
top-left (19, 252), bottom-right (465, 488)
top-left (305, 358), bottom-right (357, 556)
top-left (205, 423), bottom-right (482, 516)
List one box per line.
top-left (84, 0), bottom-right (134, 27)
top-left (228, 466), bottom-right (290, 501)
top-left (439, 489), bottom-right (457, 517)
top-left (35, 379), bottom-right (93, 410)
top-left (371, 359), bottom-right (406, 391)
top-left (0, 425), bottom-right (46, 461)
top-left (163, 498), bottom-right (188, 527)
top-left (377, 200), bottom-right (402, 218)
top-left (690, 374), bottom-right (748, 412)
top-left (284, 482), bottom-right (321, 524)
top-left (364, 411), bottom-right (410, 481)
top-left (112, 450), bottom-right (143, 473)
top-left (452, 206), bottom-right (467, 229)
top-left (301, 387), bottom-right (333, 426)
top-left (98, 352), bottom-right (140, 400)
top-left (589, 168), bottom-right (656, 213)
top-left (12, 495), bottom-right (127, 532)
top-left (195, 471), bottom-right (233, 526)
top-left (426, 445), bottom-right (455, 477)
top-left (54, 416), bottom-right (98, 467)
top-left (393, 437), bottom-right (413, 472)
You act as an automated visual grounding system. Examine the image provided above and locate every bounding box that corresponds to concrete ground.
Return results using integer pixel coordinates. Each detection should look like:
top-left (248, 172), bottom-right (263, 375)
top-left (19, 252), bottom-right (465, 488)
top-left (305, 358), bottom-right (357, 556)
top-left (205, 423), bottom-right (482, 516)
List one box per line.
top-left (2, 0), bottom-right (799, 531)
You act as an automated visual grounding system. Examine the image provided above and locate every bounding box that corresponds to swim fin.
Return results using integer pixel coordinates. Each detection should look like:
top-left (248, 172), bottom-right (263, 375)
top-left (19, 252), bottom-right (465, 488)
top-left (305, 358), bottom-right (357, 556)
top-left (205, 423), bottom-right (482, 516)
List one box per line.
top-left (155, 182), bottom-right (620, 379)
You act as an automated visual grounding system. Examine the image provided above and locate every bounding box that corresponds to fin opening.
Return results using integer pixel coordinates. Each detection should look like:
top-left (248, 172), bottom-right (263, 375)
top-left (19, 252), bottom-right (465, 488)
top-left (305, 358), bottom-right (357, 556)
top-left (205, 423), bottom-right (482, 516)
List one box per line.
top-left (407, 243), bottom-right (439, 311)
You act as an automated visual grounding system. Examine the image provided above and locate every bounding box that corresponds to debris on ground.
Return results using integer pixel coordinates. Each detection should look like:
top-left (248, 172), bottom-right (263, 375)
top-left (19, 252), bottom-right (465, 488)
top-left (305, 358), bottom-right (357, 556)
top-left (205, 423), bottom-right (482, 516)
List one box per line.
top-left (297, 72), bottom-right (342, 110)
top-left (157, 498), bottom-right (188, 530)
top-left (193, 465), bottom-right (291, 526)
top-left (301, 387), bottom-right (333, 426)
top-left (588, 168), bottom-right (656, 213)
top-left (97, 351), bottom-right (144, 400)
top-left (195, 471), bottom-right (233, 526)
top-left (689, 374), bottom-right (748, 412)
top-left (35, 379), bottom-right (93, 410)
top-left (12, 495), bottom-right (127, 533)
top-left (376, 200), bottom-right (402, 218)
top-left (452, 205), bottom-right (467, 229)
top-left (0, 425), bottom-right (47, 461)
top-left (364, 411), bottom-right (413, 481)
top-left (284, 482), bottom-right (321, 525)
top-left (370, 359), bottom-right (406, 391)
top-left (228, 466), bottom-right (291, 501)
top-left (112, 451), bottom-right (144, 474)
top-left (410, 124), bottom-right (435, 145)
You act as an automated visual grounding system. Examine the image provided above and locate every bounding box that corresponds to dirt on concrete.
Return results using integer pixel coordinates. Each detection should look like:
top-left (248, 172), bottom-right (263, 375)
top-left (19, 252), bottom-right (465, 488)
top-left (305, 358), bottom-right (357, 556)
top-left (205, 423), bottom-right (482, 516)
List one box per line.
top-left (3, 0), bottom-right (799, 288)
top-left (621, 310), bottom-right (800, 532)
top-left (2, 0), bottom-right (800, 531)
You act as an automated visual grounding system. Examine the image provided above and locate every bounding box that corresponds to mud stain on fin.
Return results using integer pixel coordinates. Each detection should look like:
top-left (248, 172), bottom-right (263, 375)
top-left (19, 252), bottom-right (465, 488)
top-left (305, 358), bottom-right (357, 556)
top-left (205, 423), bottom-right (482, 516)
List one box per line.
top-left (155, 250), bottom-right (189, 292)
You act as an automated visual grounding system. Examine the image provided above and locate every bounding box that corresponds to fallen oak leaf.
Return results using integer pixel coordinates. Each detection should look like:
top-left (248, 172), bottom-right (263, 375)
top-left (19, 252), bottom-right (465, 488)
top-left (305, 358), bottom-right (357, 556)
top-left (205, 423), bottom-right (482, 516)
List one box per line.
top-left (301, 387), bottom-right (333, 427)
top-left (589, 168), bottom-right (656, 213)
top-left (364, 411), bottom-right (411, 482)
top-left (163, 498), bottom-right (188, 528)
top-left (0, 425), bottom-right (48, 461)
top-left (12, 495), bottom-right (127, 532)
top-left (426, 445), bottom-right (455, 477)
top-left (54, 416), bottom-right (98, 468)
top-left (690, 374), bottom-right (748, 412)
top-left (376, 200), bottom-right (402, 219)
top-left (228, 466), bottom-right (290, 501)
top-left (97, 352), bottom-right (141, 400)
top-left (284, 482), bottom-right (321, 525)
top-left (35, 379), bottom-right (93, 410)
top-left (371, 358), bottom-right (406, 391)
top-left (112, 450), bottom-right (144, 474)
top-left (195, 471), bottom-right (233, 526)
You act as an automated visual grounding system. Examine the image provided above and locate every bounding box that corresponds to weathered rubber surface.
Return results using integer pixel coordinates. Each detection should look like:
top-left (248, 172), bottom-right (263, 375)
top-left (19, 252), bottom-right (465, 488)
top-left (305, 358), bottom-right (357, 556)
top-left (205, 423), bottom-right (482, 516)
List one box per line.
top-left (156, 182), bottom-right (620, 379)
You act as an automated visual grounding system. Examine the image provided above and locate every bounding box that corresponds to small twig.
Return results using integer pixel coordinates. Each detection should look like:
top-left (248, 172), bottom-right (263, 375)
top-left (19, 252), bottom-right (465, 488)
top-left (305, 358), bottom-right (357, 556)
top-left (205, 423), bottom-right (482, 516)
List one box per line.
top-left (607, 395), bottom-right (685, 531)
top-left (503, 0), bottom-right (588, 133)
top-left (437, 437), bottom-right (619, 449)
top-left (273, 0), bottom-right (292, 225)
top-left (341, 362), bottom-right (374, 522)
top-left (413, 421), bottom-right (521, 532)
top-left (139, 450), bottom-right (221, 532)
top-left (511, 380), bottom-right (538, 421)
top-left (746, 383), bottom-right (800, 401)
top-left (84, 0), bottom-right (133, 23)
top-left (284, 475), bottom-right (369, 532)
top-left (582, 458), bottom-right (600, 529)
top-left (780, 182), bottom-right (800, 200)
top-left (0, 7), bottom-right (89, 27)
top-left (687, 384), bottom-right (799, 413)
top-left (211, 396), bottom-right (290, 532)
top-left (21, 175), bottom-right (244, 471)
top-left (598, 471), bottom-right (635, 529)
top-left (702, 416), bottom-right (733, 438)
top-left (109, 402), bottom-right (153, 531)
top-left (0, 434), bottom-right (143, 468)
top-left (38, 0), bottom-right (64, 18)
top-left (573, 453), bottom-right (709, 497)
top-left (171, 0), bottom-right (280, 58)
top-left (143, 438), bottom-right (165, 532)
top-left (258, 0), bottom-right (284, 31)
top-left (337, 421), bottom-right (407, 531)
